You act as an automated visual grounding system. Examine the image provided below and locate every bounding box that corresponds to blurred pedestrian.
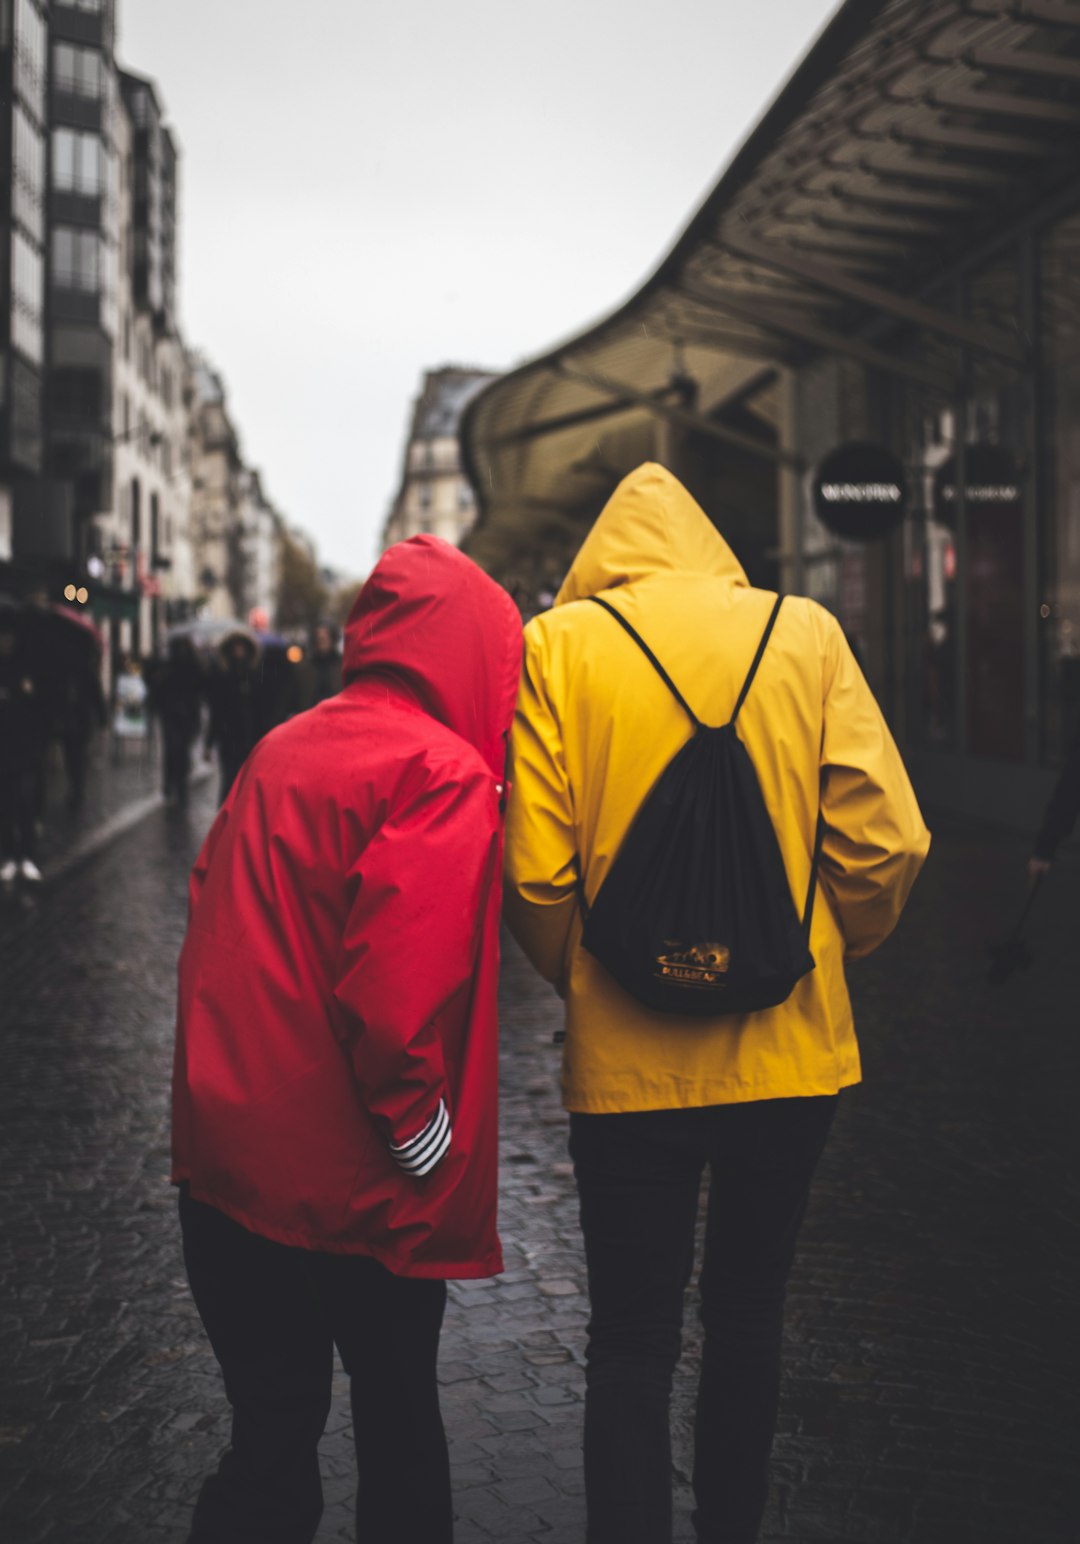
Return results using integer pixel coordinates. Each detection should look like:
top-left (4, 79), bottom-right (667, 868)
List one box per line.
top-left (59, 639), bottom-right (106, 812)
top-left (172, 536), bottom-right (521, 1544)
top-left (0, 600), bottom-right (44, 885)
top-left (112, 655), bottom-right (149, 749)
top-left (505, 464), bottom-right (930, 1544)
top-left (205, 629), bottom-right (265, 805)
top-left (290, 620), bottom-right (343, 713)
top-left (151, 636), bottom-right (204, 808)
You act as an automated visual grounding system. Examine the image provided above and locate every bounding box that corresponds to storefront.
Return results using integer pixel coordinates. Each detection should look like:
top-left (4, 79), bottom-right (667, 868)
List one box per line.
top-left (460, 0), bottom-right (1080, 827)
top-left (788, 205), bottom-right (1080, 820)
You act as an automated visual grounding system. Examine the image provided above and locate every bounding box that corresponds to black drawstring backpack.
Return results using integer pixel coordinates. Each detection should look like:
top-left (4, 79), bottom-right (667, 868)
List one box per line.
top-left (578, 594), bottom-right (824, 1017)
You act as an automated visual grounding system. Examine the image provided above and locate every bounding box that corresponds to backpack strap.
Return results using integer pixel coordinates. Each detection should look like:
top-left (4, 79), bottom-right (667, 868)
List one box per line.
top-left (801, 807), bottom-right (825, 936)
top-left (729, 595), bottom-right (784, 726)
top-left (589, 597), bottom-right (700, 728)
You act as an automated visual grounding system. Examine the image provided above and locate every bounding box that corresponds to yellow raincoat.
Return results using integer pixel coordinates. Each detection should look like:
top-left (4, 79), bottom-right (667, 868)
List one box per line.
top-left (505, 463), bottom-right (930, 1113)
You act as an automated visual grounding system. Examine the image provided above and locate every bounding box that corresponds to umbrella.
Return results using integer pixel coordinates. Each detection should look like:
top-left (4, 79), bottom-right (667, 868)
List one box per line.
top-left (166, 618), bottom-right (249, 649)
top-left (986, 872), bottom-right (1044, 984)
top-left (165, 619), bottom-right (261, 664)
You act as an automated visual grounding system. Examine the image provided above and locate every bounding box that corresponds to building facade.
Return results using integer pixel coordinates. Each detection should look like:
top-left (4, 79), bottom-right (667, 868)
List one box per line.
top-left (41, 0), bottom-right (121, 595)
top-left (98, 67), bottom-right (190, 669)
top-left (0, 0), bottom-right (48, 568)
top-left (186, 350), bottom-right (242, 622)
top-left (381, 366), bottom-right (495, 551)
top-left (0, 0), bottom-right (307, 663)
top-left (236, 465), bottom-right (282, 625)
top-left (0, 0), bottom-right (196, 673)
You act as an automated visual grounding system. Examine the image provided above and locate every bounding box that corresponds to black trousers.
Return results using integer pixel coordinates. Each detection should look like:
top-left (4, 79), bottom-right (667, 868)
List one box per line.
top-left (0, 759), bottom-right (38, 861)
top-left (178, 1187), bottom-right (452, 1544)
top-left (62, 729), bottom-right (90, 810)
top-left (569, 1095), bottom-right (837, 1544)
top-left (162, 727), bottom-right (193, 803)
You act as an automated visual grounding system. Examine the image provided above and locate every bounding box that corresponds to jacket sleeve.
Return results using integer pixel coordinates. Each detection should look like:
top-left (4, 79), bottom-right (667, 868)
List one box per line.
top-left (503, 623), bottom-right (579, 994)
top-left (816, 608), bottom-right (931, 961)
top-left (334, 758), bottom-right (498, 1174)
top-left (1033, 719), bottom-right (1080, 860)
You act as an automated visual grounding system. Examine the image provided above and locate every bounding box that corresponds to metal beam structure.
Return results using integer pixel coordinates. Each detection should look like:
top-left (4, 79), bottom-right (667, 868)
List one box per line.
top-left (716, 232), bottom-right (1028, 364)
top-left (968, 45), bottom-right (1080, 81)
top-left (929, 82), bottom-right (1080, 125)
top-left (678, 282), bottom-right (960, 393)
top-left (857, 148), bottom-right (1018, 187)
top-left (890, 121), bottom-right (1057, 157)
top-left (555, 364), bottom-right (803, 470)
top-left (967, 0), bottom-right (1080, 21)
top-left (487, 394), bottom-right (639, 447)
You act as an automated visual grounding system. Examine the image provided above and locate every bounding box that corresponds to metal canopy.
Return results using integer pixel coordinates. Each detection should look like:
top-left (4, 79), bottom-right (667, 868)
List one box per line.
top-left (461, 0), bottom-right (1080, 580)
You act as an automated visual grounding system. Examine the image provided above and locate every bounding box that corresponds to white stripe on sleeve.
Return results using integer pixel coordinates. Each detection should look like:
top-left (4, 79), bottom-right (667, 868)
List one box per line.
top-left (389, 1100), bottom-right (452, 1176)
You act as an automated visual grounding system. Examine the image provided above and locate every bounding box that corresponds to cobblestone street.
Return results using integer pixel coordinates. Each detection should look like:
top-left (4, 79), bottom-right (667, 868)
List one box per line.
top-left (1, 785), bottom-right (1077, 1544)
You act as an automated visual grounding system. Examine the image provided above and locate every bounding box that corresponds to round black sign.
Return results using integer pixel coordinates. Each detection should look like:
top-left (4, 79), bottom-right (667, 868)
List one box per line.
top-left (812, 442), bottom-right (907, 542)
top-left (931, 443), bottom-right (1020, 527)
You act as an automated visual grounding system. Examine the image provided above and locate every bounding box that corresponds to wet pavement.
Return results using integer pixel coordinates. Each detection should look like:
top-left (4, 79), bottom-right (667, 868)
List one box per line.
top-left (0, 779), bottom-right (1077, 1543)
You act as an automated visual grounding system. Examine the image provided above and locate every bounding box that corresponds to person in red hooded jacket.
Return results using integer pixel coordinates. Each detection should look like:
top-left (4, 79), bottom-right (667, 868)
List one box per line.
top-left (172, 536), bottom-right (522, 1544)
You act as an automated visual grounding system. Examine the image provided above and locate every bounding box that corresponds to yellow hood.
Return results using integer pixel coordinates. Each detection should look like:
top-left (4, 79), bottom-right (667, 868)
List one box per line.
top-left (554, 463), bottom-right (748, 606)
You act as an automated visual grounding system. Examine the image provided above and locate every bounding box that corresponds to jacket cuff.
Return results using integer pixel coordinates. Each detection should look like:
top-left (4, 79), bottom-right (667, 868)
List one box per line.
top-left (389, 1099), bottom-right (451, 1177)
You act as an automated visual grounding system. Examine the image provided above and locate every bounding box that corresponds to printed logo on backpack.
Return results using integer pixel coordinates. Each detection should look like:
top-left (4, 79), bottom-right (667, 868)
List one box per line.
top-left (578, 595), bottom-right (824, 1018)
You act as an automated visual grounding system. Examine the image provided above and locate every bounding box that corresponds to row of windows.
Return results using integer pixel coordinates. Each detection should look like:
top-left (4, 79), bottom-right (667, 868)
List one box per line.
top-left (13, 103), bottom-right (45, 242)
top-left (117, 393), bottom-right (178, 477)
top-left (11, 228), bottom-right (44, 365)
top-left (54, 41), bottom-right (103, 98)
top-left (12, 0), bottom-right (47, 124)
top-left (415, 479), bottom-right (474, 512)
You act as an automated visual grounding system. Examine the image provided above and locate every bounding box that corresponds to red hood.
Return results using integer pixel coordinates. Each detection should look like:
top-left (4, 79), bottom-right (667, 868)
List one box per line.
top-left (344, 536), bottom-right (522, 776)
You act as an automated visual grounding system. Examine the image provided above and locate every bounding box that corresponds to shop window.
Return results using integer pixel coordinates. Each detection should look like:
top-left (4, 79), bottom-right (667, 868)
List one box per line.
top-left (1041, 212), bottom-right (1080, 763)
top-left (956, 253), bottom-right (1028, 762)
top-left (901, 389), bottom-right (959, 752)
top-left (900, 253), bottom-right (1029, 762)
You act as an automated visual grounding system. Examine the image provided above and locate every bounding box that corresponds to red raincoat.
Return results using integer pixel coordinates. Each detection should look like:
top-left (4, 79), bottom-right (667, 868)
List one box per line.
top-left (172, 537), bottom-right (522, 1278)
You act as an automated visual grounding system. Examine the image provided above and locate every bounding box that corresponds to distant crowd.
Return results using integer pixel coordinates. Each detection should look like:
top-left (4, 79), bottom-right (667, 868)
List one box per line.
top-left (0, 601), bottom-right (343, 888)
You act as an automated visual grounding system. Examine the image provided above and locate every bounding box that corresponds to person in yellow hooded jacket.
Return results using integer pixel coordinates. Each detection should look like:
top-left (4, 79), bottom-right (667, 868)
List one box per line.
top-left (505, 463), bottom-right (930, 1544)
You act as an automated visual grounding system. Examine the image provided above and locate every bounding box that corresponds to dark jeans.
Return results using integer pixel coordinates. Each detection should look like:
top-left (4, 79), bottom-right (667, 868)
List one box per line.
top-left (163, 726), bottom-right (193, 803)
top-left (569, 1095), bottom-right (837, 1544)
top-left (62, 729), bottom-right (90, 810)
top-left (0, 759), bottom-right (38, 861)
top-left (178, 1187), bottom-right (452, 1544)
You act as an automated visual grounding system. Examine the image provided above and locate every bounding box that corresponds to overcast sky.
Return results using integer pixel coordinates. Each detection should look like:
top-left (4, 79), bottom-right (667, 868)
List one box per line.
top-left (119, 0), bottom-right (840, 577)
